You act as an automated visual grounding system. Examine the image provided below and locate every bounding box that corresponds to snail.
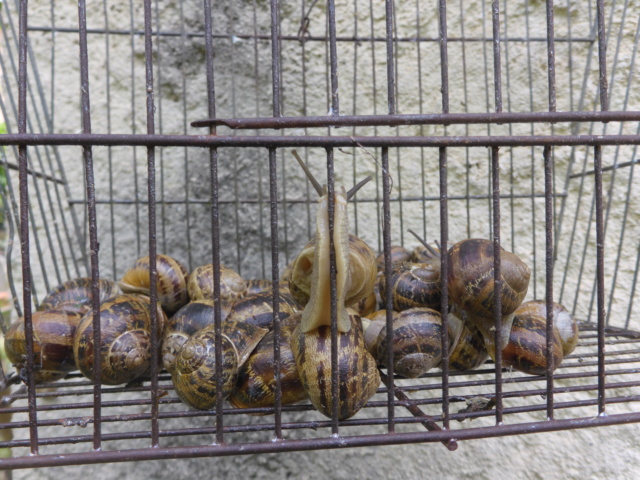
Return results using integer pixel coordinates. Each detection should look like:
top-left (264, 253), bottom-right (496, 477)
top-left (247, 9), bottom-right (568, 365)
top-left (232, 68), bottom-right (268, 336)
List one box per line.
top-left (73, 294), bottom-right (168, 385)
top-left (171, 320), bottom-right (268, 410)
top-left (362, 309), bottom-right (400, 354)
top-left (229, 320), bottom-right (307, 411)
top-left (500, 310), bottom-right (564, 376)
top-left (119, 254), bottom-right (189, 315)
top-left (38, 277), bottom-right (120, 316)
top-left (375, 245), bottom-right (411, 272)
top-left (288, 150), bottom-right (381, 420)
top-left (350, 289), bottom-right (378, 317)
top-left (225, 291), bottom-right (300, 330)
top-left (377, 262), bottom-right (442, 312)
top-left (187, 264), bottom-right (247, 306)
top-left (161, 299), bottom-right (232, 374)
top-left (4, 309), bottom-right (83, 383)
top-left (363, 308), bottom-right (445, 378)
top-left (446, 307), bottom-right (489, 371)
top-left (515, 300), bottom-right (579, 356)
top-left (245, 279), bottom-right (274, 295)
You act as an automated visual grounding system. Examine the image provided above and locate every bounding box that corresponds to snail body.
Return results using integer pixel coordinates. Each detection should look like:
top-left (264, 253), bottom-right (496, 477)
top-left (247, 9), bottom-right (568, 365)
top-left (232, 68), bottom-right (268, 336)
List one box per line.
top-left (5, 309), bottom-right (83, 383)
top-left (73, 294), bottom-right (168, 385)
top-left (225, 291), bottom-right (300, 330)
top-left (515, 300), bottom-right (579, 356)
top-left (119, 254), bottom-right (189, 315)
top-left (171, 320), bottom-right (268, 410)
top-left (187, 264), bottom-right (247, 306)
top-left (378, 262), bottom-right (441, 312)
top-left (38, 277), bottom-right (120, 316)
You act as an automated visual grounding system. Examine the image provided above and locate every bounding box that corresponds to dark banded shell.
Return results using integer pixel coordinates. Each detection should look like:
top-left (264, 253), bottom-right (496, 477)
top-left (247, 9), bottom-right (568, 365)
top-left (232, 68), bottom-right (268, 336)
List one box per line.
top-left (38, 278), bottom-right (120, 316)
top-left (447, 310), bottom-right (489, 371)
top-left (291, 313), bottom-right (380, 420)
top-left (378, 262), bottom-right (441, 312)
top-left (5, 309), bottom-right (83, 383)
top-left (225, 291), bottom-right (300, 330)
top-left (349, 289), bottom-right (378, 317)
top-left (229, 323), bottom-right (307, 411)
top-left (120, 254), bottom-right (189, 315)
top-left (171, 320), bottom-right (268, 410)
top-left (73, 294), bottom-right (168, 385)
top-left (375, 245), bottom-right (411, 272)
top-left (515, 300), bottom-right (579, 356)
top-left (245, 279), bottom-right (273, 295)
top-left (501, 311), bottom-right (564, 376)
top-left (375, 308), bottom-right (444, 378)
top-left (187, 264), bottom-right (247, 306)
top-left (362, 309), bottom-right (399, 355)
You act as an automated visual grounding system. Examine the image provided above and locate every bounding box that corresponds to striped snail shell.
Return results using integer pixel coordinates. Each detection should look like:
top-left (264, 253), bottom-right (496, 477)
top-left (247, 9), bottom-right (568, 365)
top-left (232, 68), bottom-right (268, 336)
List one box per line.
top-left (119, 254), bottom-right (189, 315)
top-left (245, 279), bottom-right (274, 295)
top-left (161, 299), bottom-right (229, 374)
top-left (446, 308), bottom-right (489, 371)
top-left (500, 310), bottom-right (564, 376)
top-left (73, 294), bottom-right (168, 385)
top-left (350, 289), bottom-right (378, 318)
top-left (378, 262), bottom-right (442, 312)
top-left (225, 291), bottom-right (300, 330)
top-left (375, 245), bottom-right (411, 272)
top-left (515, 300), bottom-right (579, 356)
top-left (372, 308), bottom-right (445, 378)
top-left (5, 309), bottom-right (83, 383)
top-left (229, 320), bottom-right (307, 411)
top-left (38, 277), bottom-right (120, 316)
top-left (187, 264), bottom-right (247, 306)
top-left (171, 320), bottom-right (268, 410)
top-left (362, 309), bottom-right (399, 355)
top-left (291, 312), bottom-right (380, 420)
top-left (447, 238), bottom-right (530, 353)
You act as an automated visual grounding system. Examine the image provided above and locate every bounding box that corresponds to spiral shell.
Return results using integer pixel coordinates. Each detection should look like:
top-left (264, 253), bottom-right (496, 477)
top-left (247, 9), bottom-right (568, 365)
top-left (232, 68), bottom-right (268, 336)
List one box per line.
top-left (375, 245), bottom-right (411, 272)
top-left (500, 311), bottom-right (564, 376)
top-left (362, 309), bottom-right (399, 355)
top-left (229, 322), bottom-right (307, 411)
top-left (120, 254), bottom-right (189, 315)
top-left (291, 312), bottom-right (380, 420)
top-left (373, 308), bottom-right (444, 378)
top-left (515, 300), bottom-right (579, 356)
top-left (5, 309), bottom-right (83, 383)
top-left (38, 277), bottom-right (120, 316)
top-left (245, 279), bottom-right (274, 295)
top-left (187, 264), bottom-right (247, 306)
top-left (171, 321), bottom-right (268, 409)
top-left (225, 291), bottom-right (300, 330)
top-left (73, 294), bottom-right (168, 385)
top-left (350, 289), bottom-right (378, 317)
top-left (378, 262), bottom-right (441, 312)
top-left (446, 309), bottom-right (489, 371)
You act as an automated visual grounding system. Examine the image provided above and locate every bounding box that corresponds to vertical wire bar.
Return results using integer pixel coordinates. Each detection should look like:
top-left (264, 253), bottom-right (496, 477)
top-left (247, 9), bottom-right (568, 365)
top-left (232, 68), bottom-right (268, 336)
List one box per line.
top-left (384, 0), bottom-right (396, 114)
top-left (491, 0), bottom-right (502, 113)
top-left (595, 0), bottom-right (608, 415)
top-left (143, 0), bottom-right (160, 448)
top-left (269, 147), bottom-right (282, 440)
top-left (270, 0), bottom-right (282, 117)
top-left (17, 0), bottom-right (38, 455)
top-left (77, 0), bottom-right (102, 451)
top-left (203, 0), bottom-right (224, 445)
top-left (491, 146), bottom-right (503, 425)
top-left (381, 146), bottom-right (395, 433)
top-left (326, 148), bottom-right (340, 436)
top-left (437, 0), bottom-right (449, 431)
top-left (544, 145), bottom-right (555, 420)
top-left (326, 0), bottom-right (339, 114)
top-left (546, 0), bottom-right (557, 112)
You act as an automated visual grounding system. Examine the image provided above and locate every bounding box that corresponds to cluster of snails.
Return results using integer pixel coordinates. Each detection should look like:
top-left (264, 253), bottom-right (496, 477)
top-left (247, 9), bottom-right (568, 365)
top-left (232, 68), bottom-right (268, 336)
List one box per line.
top-left (3, 150), bottom-right (580, 423)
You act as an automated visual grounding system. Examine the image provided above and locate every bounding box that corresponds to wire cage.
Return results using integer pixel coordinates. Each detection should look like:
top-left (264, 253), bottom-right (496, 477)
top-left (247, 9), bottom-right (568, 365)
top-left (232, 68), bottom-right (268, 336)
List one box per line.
top-left (0, 0), bottom-right (639, 470)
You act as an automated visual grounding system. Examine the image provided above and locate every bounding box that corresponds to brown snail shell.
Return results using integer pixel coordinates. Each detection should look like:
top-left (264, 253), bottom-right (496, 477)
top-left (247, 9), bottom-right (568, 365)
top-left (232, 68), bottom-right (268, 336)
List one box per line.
top-left (446, 309), bottom-right (489, 371)
top-left (229, 322), bottom-right (307, 411)
top-left (245, 279), bottom-right (273, 295)
top-left (73, 294), bottom-right (168, 385)
top-left (378, 262), bottom-right (441, 312)
top-left (187, 264), bottom-right (247, 306)
top-left (373, 308), bottom-right (445, 378)
top-left (515, 300), bottom-right (579, 356)
top-left (5, 309), bottom-right (83, 383)
top-left (290, 312), bottom-right (380, 420)
top-left (500, 311), bottom-right (564, 376)
top-left (350, 289), bottom-right (378, 318)
top-left (38, 277), bottom-right (120, 316)
top-left (375, 245), bottom-right (411, 272)
top-left (119, 254), bottom-right (189, 315)
top-left (225, 291), bottom-right (300, 330)
top-left (447, 238), bottom-right (530, 353)
top-left (171, 320), bottom-right (268, 410)
top-left (362, 309), bottom-right (400, 355)
top-left (161, 299), bottom-right (230, 374)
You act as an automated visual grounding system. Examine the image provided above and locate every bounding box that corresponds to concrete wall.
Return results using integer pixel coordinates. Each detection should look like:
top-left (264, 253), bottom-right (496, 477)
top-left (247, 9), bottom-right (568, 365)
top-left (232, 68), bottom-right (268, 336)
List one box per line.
top-left (1, 0), bottom-right (640, 477)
